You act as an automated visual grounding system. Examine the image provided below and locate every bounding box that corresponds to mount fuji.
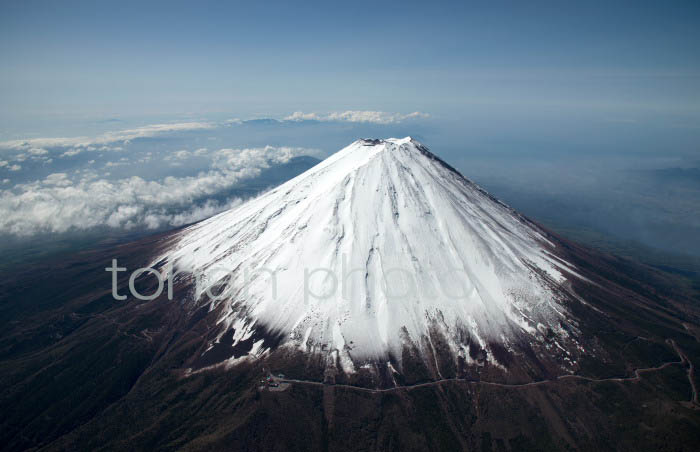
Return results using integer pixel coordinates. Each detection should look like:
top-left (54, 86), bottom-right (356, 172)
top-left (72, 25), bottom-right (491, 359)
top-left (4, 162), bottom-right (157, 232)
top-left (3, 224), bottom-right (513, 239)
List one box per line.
top-left (151, 138), bottom-right (638, 384)
top-left (2, 138), bottom-right (699, 451)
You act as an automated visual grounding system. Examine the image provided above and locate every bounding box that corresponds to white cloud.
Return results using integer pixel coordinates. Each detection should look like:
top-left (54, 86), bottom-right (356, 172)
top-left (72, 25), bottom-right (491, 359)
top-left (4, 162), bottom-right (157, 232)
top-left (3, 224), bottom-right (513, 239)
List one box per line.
top-left (60, 149), bottom-right (83, 157)
top-left (43, 173), bottom-right (72, 187)
top-left (8, 165), bottom-right (21, 171)
top-left (284, 110), bottom-right (429, 124)
top-left (142, 198), bottom-right (243, 230)
top-left (0, 161), bottom-right (7, 168)
top-left (104, 160), bottom-right (129, 168)
top-left (0, 121), bottom-right (215, 151)
top-left (0, 145), bottom-right (317, 235)
top-left (164, 150), bottom-right (192, 162)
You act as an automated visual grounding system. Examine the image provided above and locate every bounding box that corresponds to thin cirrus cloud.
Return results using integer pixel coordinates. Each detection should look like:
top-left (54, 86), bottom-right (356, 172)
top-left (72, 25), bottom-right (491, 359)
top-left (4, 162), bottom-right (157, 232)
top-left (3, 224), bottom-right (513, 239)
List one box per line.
top-left (0, 145), bottom-right (317, 235)
top-left (0, 122), bottom-right (215, 153)
top-left (284, 110), bottom-right (429, 124)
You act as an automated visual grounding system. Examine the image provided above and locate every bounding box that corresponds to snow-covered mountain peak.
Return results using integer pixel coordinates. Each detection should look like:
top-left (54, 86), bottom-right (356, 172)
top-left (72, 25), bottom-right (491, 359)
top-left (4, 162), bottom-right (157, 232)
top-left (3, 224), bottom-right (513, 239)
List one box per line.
top-left (358, 136), bottom-right (414, 146)
top-left (159, 138), bottom-right (584, 372)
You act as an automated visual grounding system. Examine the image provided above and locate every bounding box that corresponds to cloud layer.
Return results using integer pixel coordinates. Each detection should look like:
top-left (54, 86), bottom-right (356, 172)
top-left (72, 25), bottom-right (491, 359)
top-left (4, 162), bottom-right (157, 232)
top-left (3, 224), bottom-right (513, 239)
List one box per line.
top-left (284, 110), bottom-right (429, 124)
top-left (0, 146), bottom-right (314, 235)
top-left (0, 122), bottom-right (215, 152)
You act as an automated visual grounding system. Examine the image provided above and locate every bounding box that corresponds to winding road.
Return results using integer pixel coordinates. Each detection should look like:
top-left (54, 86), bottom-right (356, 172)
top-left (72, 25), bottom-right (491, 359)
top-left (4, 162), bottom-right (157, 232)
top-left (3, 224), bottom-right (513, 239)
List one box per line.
top-left (268, 339), bottom-right (698, 407)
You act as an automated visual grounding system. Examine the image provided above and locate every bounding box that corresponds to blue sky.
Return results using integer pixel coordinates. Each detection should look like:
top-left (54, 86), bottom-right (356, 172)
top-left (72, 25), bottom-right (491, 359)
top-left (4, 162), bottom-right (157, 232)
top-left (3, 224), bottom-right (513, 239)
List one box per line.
top-left (2, 1), bottom-right (699, 123)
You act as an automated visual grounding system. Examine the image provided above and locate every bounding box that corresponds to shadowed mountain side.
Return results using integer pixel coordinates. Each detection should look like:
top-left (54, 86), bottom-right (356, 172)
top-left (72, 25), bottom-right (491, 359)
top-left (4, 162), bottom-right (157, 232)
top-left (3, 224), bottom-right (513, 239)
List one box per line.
top-left (0, 214), bottom-right (699, 451)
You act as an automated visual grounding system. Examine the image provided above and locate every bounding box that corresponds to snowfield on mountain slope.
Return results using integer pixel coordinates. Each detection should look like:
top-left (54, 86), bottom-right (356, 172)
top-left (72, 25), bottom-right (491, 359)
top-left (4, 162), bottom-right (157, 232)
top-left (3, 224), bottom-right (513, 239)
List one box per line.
top-left (159, 137), bottom-right (584, 369)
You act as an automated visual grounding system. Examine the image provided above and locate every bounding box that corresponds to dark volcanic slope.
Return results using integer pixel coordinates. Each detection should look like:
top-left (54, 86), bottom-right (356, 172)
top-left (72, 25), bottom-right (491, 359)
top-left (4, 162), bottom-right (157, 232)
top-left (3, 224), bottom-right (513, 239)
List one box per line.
top-left (1, 224), bottom-right (699, 451)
